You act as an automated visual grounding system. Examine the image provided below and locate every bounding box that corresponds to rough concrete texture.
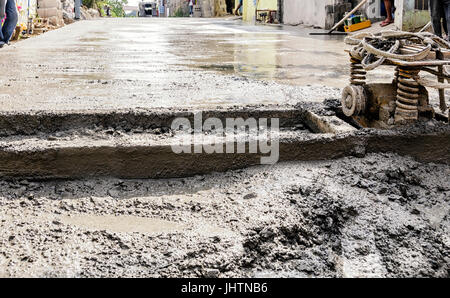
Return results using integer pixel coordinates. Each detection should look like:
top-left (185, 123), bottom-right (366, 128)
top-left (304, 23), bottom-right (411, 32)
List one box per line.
top-left (0, 103), bottom-right (448, 179)
top-left (1, 17), bottom-right (445, 113)
top-left (0, 153), bottom-right (448, 277)
top-left (0, 18), bottom-right (449, 278)
top-left (0, 18), bottom-right (385, 112)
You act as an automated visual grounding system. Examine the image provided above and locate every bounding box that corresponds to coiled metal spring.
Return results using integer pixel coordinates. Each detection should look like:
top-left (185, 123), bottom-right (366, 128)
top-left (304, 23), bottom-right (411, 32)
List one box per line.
top-left (393, 66), bottom-right (400, 84)
top-left (350, 58), bottom-right (366, 85)
top-left (395, 67), bottom-right (421, 122)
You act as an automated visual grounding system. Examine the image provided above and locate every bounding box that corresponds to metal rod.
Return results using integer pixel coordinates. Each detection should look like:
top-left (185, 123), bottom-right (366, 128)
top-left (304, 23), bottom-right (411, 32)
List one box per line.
top-left (419, 21), bottom-right (432, 33)
top-left (327, 0), bottom-right (369, 34)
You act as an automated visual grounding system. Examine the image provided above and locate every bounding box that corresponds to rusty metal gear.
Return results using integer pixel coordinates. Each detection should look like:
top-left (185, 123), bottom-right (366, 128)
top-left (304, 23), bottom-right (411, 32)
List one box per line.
top-left (341, 85), bottom-right (367, 117)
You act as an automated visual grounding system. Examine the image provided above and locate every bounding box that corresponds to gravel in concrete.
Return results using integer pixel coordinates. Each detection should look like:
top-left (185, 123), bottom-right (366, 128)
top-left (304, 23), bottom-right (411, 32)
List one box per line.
top-left (0, 153), bottom-right (448, 277)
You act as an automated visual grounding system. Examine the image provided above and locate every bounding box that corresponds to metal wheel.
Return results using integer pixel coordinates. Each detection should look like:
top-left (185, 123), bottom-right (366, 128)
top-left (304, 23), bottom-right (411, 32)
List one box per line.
top-left (341, 85), bottom-right (367, 117)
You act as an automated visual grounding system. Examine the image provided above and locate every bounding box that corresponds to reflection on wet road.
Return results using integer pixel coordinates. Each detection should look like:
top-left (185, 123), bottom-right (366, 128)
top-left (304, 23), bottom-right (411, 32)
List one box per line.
top-left (169, 21), bottom-right (349, 85)
top-left (0, 18), bottom-right (392, 112)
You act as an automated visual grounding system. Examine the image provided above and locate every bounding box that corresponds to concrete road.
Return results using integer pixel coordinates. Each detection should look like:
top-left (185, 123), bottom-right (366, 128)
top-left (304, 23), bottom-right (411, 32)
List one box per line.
top-left (0, 18), bottom-right (449, 278)
top-left (0, 17), bottom-right (394, 112)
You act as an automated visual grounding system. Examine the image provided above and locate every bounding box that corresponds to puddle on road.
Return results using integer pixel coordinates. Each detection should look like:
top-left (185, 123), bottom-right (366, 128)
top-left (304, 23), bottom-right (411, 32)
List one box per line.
top-left (171, 32), bottom-right (350, 87)
top-left (78, 37), bottom-right (109, 42)
top-left (198, 64), bottom-right (236, 71)
top-left (59, 213), bottom-right (235, 237)
top-left (60, 214), bottom-right (185, 234)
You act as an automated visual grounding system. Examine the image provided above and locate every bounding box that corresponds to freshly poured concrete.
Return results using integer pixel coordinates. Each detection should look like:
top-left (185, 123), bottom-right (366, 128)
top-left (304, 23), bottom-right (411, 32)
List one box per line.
top-left (0, 18), bottom-right (397, 112)
top-left (0, 18), bottom-right (449, 278)
top-left (0, 153), bottom-right (448, 277)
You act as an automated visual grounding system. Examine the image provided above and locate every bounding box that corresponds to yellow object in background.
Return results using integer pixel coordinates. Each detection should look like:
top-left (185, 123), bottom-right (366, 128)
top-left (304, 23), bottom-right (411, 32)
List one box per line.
top-left (344, 20), bottom-right (372, 32)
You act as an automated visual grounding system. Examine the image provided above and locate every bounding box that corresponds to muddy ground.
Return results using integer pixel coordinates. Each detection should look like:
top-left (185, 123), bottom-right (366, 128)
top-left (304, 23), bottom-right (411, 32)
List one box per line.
top-left (0, 153), bottom-right (448, 277)
top-left (0, 18), bottom-right (449, 278)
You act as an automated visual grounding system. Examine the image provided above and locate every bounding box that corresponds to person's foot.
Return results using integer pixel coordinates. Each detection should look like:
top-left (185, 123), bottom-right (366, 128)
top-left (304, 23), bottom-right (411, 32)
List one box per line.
top-left (380, 19), bottom-right (394, 27)
top-left (0, 41), bottom-right (6, 48)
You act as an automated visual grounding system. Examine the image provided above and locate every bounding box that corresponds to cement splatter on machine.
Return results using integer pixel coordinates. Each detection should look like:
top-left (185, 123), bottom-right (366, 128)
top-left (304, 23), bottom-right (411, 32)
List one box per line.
top-left (342, 31), bottom-right (449, 128)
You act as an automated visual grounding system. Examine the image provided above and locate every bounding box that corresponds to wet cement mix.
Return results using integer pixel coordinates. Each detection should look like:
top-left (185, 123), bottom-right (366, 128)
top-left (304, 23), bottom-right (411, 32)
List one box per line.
top-left (0, 18), bottom-right (449, 278)
top-left (0, 153), bottom-right (448, 277)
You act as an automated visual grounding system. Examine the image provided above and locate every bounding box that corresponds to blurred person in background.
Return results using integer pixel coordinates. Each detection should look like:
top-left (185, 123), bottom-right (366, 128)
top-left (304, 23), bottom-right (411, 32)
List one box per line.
top-left (0, 0), bottom-right (18, 48)
top-left (381, 0), bottom-right (395, 27)
top-left (189, 0), bottom-right (194, 17)
top-left (429, 0), bottom-right (450, 39)
top-left (235, 0), bottom-right (243, 16)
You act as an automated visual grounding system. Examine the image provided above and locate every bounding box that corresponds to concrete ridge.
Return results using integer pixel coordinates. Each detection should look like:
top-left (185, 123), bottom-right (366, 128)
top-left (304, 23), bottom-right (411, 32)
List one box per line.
top-left (0, 104), bottom-right (448, 179)
top-left (0, 105), bottom-right (307, 136)
top-left (0, 127), bottom-right (448, 179)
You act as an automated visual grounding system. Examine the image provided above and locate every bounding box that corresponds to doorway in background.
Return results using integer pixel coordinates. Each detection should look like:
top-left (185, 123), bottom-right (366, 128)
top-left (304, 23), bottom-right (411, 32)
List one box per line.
top-left (226, 0), bottom-right (234, 14)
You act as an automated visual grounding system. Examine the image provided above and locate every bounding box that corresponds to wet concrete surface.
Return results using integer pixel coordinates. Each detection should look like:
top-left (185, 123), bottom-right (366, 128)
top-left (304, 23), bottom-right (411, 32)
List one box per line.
top-left (0, 18), bottom-right (449, 278)
top-left (0, 153), bottom-right (448, 277)
top-left (1, 17), bottom-right (446, 112)
top-left (0, 18), bottom-right (388, 112)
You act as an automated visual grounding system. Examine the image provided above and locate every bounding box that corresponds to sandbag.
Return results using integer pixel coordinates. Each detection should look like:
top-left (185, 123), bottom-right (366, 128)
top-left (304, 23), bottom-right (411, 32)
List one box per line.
top-left (37, 7), bottom-right (59, 18)
top-left (38, 0), bottom-right (61, 9)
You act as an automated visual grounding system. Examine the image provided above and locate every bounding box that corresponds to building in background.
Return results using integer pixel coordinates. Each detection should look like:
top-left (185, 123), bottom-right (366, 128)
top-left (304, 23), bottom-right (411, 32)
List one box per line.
top-left (282, 0), bottom-right (370, 29)
top-left (394, 0), bottom-right (429, 31)
top-left (281, 0), bottom-right (431, 30)
top-left (166, 0), bottom-right (240, 17)
top-left (137, 1), bottom-right (156, 17)
top-left (242, 0), bottom-right (278, 23)
top-left (128, 0), bottom-right (431, 32)
top-left (37, 0), bottom-right (64, 26)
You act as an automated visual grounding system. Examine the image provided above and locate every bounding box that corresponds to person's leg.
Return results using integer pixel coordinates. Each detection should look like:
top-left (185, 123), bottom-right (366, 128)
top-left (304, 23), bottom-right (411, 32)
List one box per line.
top-left (430, 0), bottom-right (444, 37)
top-left (384, 0), bottom-right (393, 21)
top-left (0, 25), bottom-right (4, 45)
top-left (443, 0), bottom-right (450, 38)
top-left (0, 0), bottom-right (6, 43)
top-left (235, 0), bottom-right (242, 15)
top-left (443, 9), bottom-right (448, 37)
top-left (1, 0), bottom-right (18, 44)
top-left (381, 0), bottom-right (394, 26)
